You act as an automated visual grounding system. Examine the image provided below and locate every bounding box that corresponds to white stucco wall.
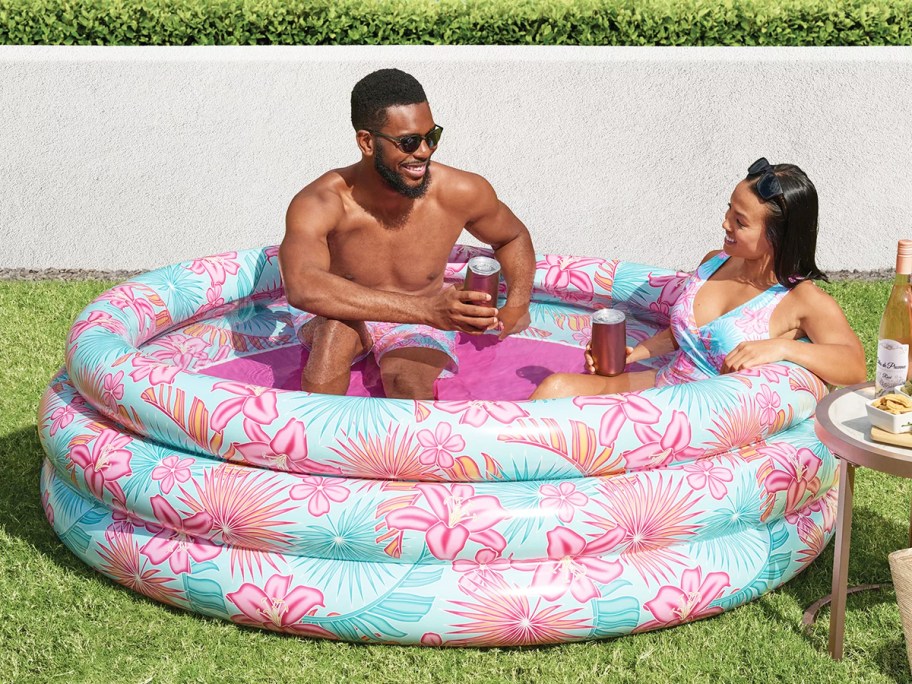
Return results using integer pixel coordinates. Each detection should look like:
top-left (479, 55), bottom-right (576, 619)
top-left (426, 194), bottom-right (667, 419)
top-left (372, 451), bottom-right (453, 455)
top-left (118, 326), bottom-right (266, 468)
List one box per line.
top-left (1, 45), bottom-right (910, 272)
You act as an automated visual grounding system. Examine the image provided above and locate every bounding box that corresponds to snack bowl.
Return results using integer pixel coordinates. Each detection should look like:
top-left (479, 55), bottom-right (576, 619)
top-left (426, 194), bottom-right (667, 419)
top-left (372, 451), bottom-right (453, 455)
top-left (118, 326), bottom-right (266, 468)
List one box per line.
top-left (867, 396), bottom-right (912, 434)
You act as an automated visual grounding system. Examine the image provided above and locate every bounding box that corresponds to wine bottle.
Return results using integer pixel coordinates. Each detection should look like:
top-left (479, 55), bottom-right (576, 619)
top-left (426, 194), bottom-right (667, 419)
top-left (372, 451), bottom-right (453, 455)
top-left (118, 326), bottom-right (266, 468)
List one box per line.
top-left (876, 239), bottom-right (912, 395)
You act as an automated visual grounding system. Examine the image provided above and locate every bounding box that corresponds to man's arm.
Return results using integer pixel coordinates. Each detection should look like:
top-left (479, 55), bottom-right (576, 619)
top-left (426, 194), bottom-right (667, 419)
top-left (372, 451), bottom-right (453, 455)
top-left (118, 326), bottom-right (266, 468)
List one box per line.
top-left (280, 189), bottom-right (499, 332)
top-left (462, 176), bottom-right (536, 339)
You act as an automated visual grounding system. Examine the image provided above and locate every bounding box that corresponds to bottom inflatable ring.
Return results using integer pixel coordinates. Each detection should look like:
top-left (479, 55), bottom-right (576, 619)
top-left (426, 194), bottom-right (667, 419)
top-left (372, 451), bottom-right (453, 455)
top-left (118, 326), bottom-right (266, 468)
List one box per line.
top-left (40, 448), bottom-right (837, 647)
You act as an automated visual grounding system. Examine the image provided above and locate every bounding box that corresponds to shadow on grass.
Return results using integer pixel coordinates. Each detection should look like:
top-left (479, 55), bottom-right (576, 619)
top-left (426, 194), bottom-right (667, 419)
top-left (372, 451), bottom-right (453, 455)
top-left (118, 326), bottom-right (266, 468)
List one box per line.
top-left (0, 424), bottom-right (95, 575)
top-left (0, 423), bottom-right (256, 639)
top-left (757, 506), bottom-right (910, 680)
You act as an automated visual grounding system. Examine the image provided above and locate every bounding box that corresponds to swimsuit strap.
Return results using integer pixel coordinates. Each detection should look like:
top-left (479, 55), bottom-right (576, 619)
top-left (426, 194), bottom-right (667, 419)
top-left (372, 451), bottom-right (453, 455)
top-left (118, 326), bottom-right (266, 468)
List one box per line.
top-left (695, 252), bottom-right (731, 282)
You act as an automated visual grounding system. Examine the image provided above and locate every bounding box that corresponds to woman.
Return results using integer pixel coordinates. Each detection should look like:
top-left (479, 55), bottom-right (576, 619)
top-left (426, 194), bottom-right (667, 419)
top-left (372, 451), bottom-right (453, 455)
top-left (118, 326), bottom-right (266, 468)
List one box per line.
top-left (531, 158), bottom-right (866, 400)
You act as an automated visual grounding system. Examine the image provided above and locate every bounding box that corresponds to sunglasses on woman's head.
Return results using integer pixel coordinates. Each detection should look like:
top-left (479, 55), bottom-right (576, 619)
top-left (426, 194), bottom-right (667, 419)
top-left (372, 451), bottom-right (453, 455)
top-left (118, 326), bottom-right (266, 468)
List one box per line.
top-left (747, 157), bottom-right (784, 201)
top-left (368, 125), bottom-right (443, 154)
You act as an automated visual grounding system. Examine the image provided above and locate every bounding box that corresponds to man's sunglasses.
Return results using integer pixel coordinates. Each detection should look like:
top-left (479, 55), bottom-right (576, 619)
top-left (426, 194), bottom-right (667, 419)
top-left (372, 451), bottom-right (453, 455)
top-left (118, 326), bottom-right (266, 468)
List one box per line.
top-left (747, 157), bottom-right (784, 201)
top-left (368, 125), bottom-right (443, 154)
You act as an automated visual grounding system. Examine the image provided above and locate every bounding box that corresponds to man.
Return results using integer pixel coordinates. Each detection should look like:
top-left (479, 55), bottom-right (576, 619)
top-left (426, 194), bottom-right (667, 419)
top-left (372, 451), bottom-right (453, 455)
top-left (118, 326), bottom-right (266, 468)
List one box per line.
top-left (280, 68), bottom-right (535, 399)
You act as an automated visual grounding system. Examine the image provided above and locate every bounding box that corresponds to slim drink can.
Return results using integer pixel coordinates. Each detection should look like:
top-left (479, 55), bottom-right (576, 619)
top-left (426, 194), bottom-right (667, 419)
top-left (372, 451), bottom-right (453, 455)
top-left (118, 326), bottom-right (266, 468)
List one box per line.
top-left (590, 309), bottom-right (627, 377)
top-left (463, 256), bottom-right (501, 303)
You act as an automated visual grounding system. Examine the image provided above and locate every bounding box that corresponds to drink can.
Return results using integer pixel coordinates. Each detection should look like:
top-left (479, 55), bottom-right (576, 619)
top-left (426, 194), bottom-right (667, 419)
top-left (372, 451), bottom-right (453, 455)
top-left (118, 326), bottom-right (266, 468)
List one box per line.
top-left (463, 256), bottom-right (501, 303)
top-left (590, 308), bottom-right (627, 376)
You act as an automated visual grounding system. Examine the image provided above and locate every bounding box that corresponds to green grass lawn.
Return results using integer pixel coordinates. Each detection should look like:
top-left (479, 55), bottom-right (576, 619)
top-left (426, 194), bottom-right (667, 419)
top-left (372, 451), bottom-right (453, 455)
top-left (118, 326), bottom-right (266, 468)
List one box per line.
top-left (2, 278), bottom-right (911, 684)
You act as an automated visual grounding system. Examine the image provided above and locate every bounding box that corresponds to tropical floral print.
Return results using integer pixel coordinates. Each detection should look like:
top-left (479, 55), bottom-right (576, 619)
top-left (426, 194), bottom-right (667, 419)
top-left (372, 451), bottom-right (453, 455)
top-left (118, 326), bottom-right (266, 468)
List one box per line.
top-left (656, 252), bottom-right (791, 386)
top-left (38, 245), bottom-right (837, 646)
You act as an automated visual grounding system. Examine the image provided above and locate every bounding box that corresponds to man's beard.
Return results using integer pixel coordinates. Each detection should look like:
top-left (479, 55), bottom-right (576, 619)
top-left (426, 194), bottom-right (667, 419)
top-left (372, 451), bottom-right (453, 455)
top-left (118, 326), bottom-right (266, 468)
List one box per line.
top-left (374, 144), bottom-right (431, 199)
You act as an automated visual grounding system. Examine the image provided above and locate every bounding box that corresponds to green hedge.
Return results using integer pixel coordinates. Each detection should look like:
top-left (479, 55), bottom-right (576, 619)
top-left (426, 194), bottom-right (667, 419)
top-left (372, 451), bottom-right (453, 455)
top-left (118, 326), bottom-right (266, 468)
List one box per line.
top-left (1, 0), bottom-right (911, 45)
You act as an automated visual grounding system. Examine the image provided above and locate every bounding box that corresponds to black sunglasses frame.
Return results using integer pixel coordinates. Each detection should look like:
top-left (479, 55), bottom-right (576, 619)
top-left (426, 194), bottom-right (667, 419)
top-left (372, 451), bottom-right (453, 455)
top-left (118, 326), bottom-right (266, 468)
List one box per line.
top-left (368, 125), bottom-right (444, 154)
top-left (747, 157), bottom-right (784, 201)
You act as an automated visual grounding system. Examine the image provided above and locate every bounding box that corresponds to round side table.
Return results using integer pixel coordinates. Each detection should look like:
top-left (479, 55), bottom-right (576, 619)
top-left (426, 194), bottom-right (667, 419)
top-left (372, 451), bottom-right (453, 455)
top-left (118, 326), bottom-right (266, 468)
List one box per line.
top-left (812, 381), bottom-right (912, 660)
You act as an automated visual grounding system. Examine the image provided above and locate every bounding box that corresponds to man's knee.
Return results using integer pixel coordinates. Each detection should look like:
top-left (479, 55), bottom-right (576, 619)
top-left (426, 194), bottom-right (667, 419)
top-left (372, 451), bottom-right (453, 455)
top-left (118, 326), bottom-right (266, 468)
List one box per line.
top-left (380, 366), bottom-right (436, 400)
top-left (302, 318), bottom-right (368, 387)
top-left (379, 348), bottom-right (448, 400)
top-left (308, 319), bottom-right (367, 361)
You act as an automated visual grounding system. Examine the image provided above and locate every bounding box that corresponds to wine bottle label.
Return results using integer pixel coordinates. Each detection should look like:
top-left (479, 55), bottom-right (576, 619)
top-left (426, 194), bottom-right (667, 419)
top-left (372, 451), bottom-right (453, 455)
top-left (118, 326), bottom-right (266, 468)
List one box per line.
top-left (877, 339), bottom-right (910, 392)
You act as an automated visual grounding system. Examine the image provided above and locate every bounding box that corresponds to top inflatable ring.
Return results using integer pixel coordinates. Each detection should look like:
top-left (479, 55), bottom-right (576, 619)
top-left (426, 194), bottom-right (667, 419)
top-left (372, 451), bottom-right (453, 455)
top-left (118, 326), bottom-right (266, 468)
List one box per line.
top-left (61, 245), bottom-right (826, 483)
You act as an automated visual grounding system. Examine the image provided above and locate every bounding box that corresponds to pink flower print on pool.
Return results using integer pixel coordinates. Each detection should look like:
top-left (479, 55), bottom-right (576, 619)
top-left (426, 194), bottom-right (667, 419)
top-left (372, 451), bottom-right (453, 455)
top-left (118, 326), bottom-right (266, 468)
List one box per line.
top-left (538, 482), bottom-right (589, 523)
top-left (226, 573), bottom-right (336, 638)
top-left (761, 443), bottom-right (822, 516)
top-left (102, 371), bottom-right (125, 411)
top-left (385, 483), bottom-right (508, 560)
top-left (41, 490), bottom-right (54, 526)
top-left (234, 418), bottom-right (340, 475)
top-left (69, 428), bottom-right (133, 502)
top-left (647, 272), bottom-right (688, 318)
top-left (210, 382), bottom-right (280, 432)
top-left (807, 487), bottom-right (838, 533)
top-left (435, 400), bottom-right (529, 428)
top-left (140, 495), bottom-right (219, 574)
top-left (639, 567), bottom-right (730, 630)
top-left (151, 455), bottom-right (196, 494)
top-left (683, 459), bottom-right (733, 500)
top-left (289, 476), bottom-right (350, 517)
top-left (68, 310), bottom-right (126, 343)
top-left (420, 632), bottom-right (443, 647)
top-left (128, 354), bottom-right (181, 386)
top-left (99, 285), bottom-right (157, 331)
top-left (553, 313), bottom-right (593, 344)
top-left (49, 404), bottom-right (76, 436)
top-left (573, 325), bottom-right (593, 346)
top-left (785, 504), bottom-right (813, 528)
top-left (518, 527), bottom-right (622, 603)
top-left (188, 252), bottom-right (240, 287)
top-left (756, 384), bottom-right (781, 427)
top-left (452, 548), bottom-right (511, 588)
top-left (536, 255), bottom-right (602, 294)
top-left (150, 334), bottom-right (210, 370)
top-left (110, 505), bottom-right (148, 536)
top-left (621, 411), bottom-right (703, 469)
top-left (96, 528), bottom-right (184, 607)
top-left (416, 423), bottom-right (466, 469)
top-left (447, 574), bottom-right (590, 646)
top-left (573, 392), bottom-right (662, 447)
top-left (205, 285), bottom-right (225, 309)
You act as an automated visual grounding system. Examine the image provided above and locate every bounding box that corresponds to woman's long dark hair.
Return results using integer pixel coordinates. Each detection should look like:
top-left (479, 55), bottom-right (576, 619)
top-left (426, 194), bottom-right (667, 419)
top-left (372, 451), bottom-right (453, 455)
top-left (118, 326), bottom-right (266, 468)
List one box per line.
top-left (747, 163), bottom-right (828, 288)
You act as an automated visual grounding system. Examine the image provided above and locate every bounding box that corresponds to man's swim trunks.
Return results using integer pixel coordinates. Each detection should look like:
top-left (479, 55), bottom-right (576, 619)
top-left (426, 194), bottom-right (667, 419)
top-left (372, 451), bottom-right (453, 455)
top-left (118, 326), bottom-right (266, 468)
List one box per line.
top-left (288, 309), bottom-right (459, 379)
top-left (655, 251), bottom-right (790, 387)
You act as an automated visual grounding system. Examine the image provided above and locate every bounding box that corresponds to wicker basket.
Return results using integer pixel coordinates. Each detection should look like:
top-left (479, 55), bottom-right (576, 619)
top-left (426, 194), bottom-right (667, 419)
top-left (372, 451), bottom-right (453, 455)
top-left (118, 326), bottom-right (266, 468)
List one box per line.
top-left (889, 548), bottom-right (912, 670)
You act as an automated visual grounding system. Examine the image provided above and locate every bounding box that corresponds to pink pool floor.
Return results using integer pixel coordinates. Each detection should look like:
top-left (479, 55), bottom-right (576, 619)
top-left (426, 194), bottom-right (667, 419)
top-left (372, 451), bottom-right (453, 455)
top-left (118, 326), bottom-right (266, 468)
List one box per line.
top-left (202, 334), bottom-right (590, 401)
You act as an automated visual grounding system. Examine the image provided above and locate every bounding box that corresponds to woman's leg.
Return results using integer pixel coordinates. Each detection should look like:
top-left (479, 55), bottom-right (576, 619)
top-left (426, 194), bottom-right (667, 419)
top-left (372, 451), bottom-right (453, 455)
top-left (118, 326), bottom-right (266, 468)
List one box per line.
top-left (530, 369), bottom-right (658, 400)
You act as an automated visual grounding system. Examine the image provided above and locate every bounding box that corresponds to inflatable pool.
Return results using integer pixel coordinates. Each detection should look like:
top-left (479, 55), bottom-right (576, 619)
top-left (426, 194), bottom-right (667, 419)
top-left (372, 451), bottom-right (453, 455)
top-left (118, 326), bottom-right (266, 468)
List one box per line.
top-left (38, 245), bottom-right (837, 646)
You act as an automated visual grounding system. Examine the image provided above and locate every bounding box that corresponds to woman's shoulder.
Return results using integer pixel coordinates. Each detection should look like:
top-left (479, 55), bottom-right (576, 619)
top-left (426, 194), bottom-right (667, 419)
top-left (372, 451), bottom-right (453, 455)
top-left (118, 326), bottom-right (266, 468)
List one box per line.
top-left (699, 250), bottom-right (724, 266)
top-left (787, 279), bottom-right (841, 314)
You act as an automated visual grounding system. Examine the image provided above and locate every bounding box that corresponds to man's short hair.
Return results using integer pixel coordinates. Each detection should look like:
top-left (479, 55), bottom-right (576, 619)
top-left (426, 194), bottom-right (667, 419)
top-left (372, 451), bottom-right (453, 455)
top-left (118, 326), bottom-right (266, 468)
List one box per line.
top-left (351, 69), bottom-right (427, 131)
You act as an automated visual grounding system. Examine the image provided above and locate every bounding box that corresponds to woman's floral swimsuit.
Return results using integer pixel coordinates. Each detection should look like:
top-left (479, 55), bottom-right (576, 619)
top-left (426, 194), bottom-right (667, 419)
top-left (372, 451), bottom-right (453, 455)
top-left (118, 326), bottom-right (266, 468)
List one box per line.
top-left (656, 252), bottom-right (790, 386)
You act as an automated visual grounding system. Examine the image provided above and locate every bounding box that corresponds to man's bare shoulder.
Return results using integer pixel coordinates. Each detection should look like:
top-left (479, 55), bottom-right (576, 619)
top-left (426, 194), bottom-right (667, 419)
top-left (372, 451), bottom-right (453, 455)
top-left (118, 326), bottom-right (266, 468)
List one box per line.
top-left (432, 162), bottom-right (498, 208)
top-left (286, 168), bottom-right (354, 228)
